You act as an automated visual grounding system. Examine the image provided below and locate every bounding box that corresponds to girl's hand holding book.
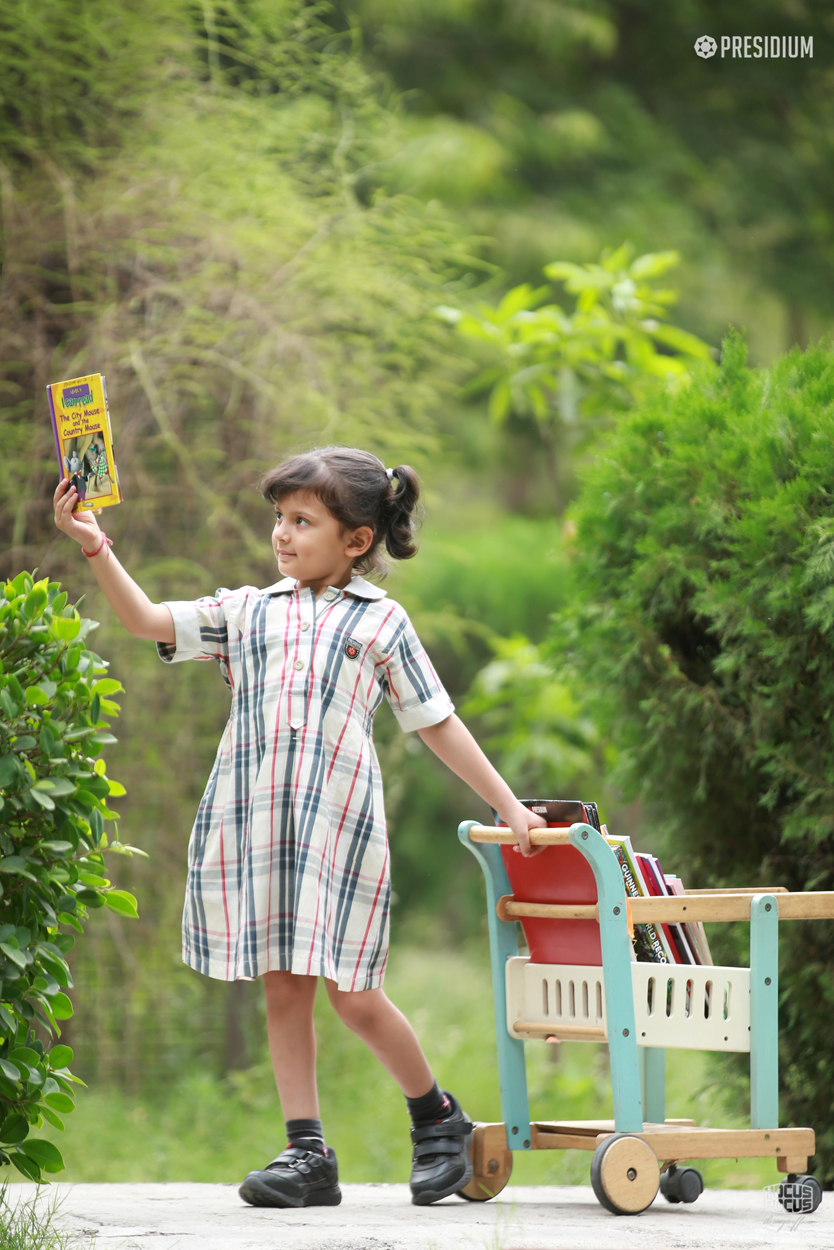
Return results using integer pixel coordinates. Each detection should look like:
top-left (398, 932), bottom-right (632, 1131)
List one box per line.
top-left (53, 478), bottom-right (173, 643)
top-left (53, 479), bottom-right (103, 552)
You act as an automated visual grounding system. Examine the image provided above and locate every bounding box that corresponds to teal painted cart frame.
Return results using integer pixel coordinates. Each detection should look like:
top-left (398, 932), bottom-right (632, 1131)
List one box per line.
top-left (456, 819), bottom-right (828, 1212)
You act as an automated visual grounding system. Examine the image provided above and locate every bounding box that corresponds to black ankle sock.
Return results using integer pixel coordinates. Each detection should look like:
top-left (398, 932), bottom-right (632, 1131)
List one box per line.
top-left (286, 1117), bottom-right (326, 1154)
top-left (406, 1081), bottom-right (451, 1127)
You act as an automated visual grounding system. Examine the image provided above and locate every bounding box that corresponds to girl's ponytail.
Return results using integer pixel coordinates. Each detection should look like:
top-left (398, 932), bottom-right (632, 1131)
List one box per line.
top-left (381, 465), bottom-right (419, 562)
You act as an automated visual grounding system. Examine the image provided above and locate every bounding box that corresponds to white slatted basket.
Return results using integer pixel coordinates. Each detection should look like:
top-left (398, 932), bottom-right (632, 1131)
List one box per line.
top-left (506, 957), bottom-right (751, 1052)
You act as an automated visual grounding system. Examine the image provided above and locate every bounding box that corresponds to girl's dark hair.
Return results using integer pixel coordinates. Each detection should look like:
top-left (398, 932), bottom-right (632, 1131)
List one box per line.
top-left (260, 446), bottom-right (420, 578)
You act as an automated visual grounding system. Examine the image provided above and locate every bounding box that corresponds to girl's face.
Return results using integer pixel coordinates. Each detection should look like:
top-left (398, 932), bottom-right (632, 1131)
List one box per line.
top-left (272, 491), bottom-right (372, 592)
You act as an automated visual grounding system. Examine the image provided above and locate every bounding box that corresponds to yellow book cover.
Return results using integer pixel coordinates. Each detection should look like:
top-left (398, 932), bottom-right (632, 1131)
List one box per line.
top-left (47, 373), bottom-right (123, 512)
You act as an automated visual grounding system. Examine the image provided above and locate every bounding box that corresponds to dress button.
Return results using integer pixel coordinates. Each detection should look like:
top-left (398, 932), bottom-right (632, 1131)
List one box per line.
top-left (324, 591), bottom-right (336, 602)
top-left (301, 622), bottom-right (310, 632)
top-left (294, 659), bottom-right (304, 670)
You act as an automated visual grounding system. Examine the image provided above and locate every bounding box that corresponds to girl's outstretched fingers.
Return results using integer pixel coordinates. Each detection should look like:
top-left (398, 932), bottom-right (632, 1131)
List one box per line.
top-left (53, 479), bottom-right (75, 529)
top-left (53, 478), bottom-right (78, 512)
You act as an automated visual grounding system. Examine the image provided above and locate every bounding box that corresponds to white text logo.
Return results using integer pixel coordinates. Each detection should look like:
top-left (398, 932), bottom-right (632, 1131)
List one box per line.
top-left (696, 35), bottom-right (813, 59)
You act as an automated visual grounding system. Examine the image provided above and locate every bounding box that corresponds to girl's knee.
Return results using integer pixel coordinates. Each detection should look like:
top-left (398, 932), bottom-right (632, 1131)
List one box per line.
top-left (327, 984), bottom-right (385, 1032)
top-left (262, 970), bottom-right (316, 1009)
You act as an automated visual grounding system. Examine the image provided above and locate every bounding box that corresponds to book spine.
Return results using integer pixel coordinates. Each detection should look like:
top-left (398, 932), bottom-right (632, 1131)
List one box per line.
top-left (47, 385), bottom-right (63, 480)
top-left (100, 374), bottom-right (123, 501)
top-left (581, 802), bottom-right (602, 832)
top-left (611, 845), bottom-right (669, 963)
top-left (636, 854), bottom-right (684, 963)
top-left (631, 854), bottom-right (676, 963)
top-left (647, 854), bottom-right (696, 964)
top-left (664, 875), bottom-right (714, 965)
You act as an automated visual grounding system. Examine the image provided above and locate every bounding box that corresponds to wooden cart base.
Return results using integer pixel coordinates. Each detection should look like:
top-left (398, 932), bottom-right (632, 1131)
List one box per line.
top-left (462, 1120), bottom-right (816, 1210)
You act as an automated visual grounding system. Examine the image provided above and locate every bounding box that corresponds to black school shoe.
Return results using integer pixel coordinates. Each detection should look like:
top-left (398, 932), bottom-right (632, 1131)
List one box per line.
top-left (409, 1091), bottom-right (474, 1205)
top-left (238, 1143), bottom-right (342, 1208)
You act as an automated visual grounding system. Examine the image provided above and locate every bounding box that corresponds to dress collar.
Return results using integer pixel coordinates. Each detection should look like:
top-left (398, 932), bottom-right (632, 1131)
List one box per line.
top-left (263, 575), bottom-right (387, 601)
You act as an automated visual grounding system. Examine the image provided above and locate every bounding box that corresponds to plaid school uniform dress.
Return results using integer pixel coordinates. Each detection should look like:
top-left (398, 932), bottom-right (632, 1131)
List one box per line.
top-left (158, 575), bottom-right (454, 991)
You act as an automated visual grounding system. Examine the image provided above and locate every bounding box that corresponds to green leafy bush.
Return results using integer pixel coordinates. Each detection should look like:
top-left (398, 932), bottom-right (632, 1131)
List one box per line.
top-left (461, 635), bottom-right (598, 796)
top-left (552, 332), bottom-right (834, 1179)
top-left (437, 244), bottom-right (712, 430)
top-left (0, 571), bottom-right (140, 1181)
top-left (436, 243), bottom-right (713, 504)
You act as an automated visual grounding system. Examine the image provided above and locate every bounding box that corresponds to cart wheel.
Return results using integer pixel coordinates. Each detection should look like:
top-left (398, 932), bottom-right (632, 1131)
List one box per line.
top-left (590, 1134), bottom-right (660, 1215)
top-left (456, 1123), bottom-right (513, 1202)
top-left (660, 1164), bottom-right (704, 1204)
top-left (778, 1174), bottom-right (823, 1214)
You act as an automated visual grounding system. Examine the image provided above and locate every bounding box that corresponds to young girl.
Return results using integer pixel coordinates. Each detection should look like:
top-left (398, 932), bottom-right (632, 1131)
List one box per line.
top-left (53, 445), bottom-right (544, 1209)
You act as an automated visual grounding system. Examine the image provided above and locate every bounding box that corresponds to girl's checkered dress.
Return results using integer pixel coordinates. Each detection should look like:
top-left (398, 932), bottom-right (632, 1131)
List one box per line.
top-left (158, 575), bottom-right (454, 990)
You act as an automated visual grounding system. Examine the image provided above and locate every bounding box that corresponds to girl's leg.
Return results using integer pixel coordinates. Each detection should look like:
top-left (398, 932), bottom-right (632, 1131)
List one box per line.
top-left (262, 970), bottom-right (319, 1118)
top-left (324, 980), bottom-right (474, 1204)
top-left (240, 972), bottom-right (341, 1209)
top-left (323, 980), bottom-right (433, 1096)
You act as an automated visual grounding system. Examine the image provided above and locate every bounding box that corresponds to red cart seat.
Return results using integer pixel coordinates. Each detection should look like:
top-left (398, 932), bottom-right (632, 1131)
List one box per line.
top-left (501, 835), bottom-right (602, 966)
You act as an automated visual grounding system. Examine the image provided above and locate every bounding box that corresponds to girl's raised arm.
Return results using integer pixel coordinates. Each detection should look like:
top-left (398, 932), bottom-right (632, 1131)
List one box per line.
top-left (416, 713), bottom-right (547, 857)
top-left (53, 480), bottom-right (174, 644)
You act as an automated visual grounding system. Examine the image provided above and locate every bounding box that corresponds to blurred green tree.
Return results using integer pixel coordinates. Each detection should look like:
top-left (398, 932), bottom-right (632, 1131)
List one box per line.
top-left (344, 0), bottom-right (834, 343)
top-left (437, 242), bottom-right (712, 499)
top-left (0, 0), bottom-right (178, 170)
top-left (548, 332), bottom-right (834, 1180)
top-left (461, 634), bottom-right (600, 798)
top-left (0, 0), bottom-right (486, 1090)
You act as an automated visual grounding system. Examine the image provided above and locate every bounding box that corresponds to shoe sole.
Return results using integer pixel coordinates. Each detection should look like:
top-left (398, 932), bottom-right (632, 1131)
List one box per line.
top-left (411, 1156), bottom-right (474, 1206)
top-left (238, 1176), bottom-right (342, 1208)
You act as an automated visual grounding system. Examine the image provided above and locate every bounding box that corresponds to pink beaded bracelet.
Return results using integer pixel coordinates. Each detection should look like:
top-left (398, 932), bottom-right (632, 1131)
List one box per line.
top-left (81, 532), bottom-right (113, 560)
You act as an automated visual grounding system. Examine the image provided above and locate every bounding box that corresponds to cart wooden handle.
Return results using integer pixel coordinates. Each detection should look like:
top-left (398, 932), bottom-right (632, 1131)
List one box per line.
top-left (497, 891), bottom-right (834, 923)
top-left (467, 825), bottom-right (573, 846)
top-left (497, 896), bottom-right (598, 921)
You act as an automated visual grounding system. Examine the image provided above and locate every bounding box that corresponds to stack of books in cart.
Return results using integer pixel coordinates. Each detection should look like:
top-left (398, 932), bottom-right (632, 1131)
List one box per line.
top-left (518, 799), bottom-right (713, 966)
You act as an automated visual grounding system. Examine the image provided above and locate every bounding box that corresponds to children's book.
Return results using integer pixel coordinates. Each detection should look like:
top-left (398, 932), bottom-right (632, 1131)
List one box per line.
top-left (636, 853), bottom-right (697, 964)
top-left (604, 831), bottom-right (672, 964)
top-left (664, 876), bottom-right (714, 966)
top-left (47, 373), bottom-right (123, 512)
top-left (493, 798), bottom-right (602, 831)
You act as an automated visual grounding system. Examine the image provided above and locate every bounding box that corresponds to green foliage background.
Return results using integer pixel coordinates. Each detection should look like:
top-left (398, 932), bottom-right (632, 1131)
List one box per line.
top-left (345, 0), bottom-right (834, 341)
top-left (551, 334), bottom-right (834, 1180)
top-left (1, 0), bottom-right (833, 1188)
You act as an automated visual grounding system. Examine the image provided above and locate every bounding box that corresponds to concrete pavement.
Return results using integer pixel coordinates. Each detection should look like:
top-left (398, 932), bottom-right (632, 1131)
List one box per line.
top-left (13, 1181), bottom-right (831, 1249)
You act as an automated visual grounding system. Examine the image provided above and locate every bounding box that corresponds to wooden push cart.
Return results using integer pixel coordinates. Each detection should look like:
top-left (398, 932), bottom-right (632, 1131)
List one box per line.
top-left (457, 819), bottom-right (834, 1215)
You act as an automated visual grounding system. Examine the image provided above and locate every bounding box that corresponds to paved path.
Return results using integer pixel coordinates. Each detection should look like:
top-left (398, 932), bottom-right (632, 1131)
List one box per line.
top-left (13, 1182), bottom-right (830, 1249)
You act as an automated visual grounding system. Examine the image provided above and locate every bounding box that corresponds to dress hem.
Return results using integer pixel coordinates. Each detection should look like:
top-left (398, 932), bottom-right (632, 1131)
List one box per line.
top-left (181, 951), bottom-right (386, 992)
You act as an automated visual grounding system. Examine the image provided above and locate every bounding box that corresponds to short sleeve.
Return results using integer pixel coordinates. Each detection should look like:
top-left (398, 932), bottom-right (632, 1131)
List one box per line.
top-left (377, 612), bottom-right (454, 733)
top-left (156, 587), bottom-right (253, 686)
